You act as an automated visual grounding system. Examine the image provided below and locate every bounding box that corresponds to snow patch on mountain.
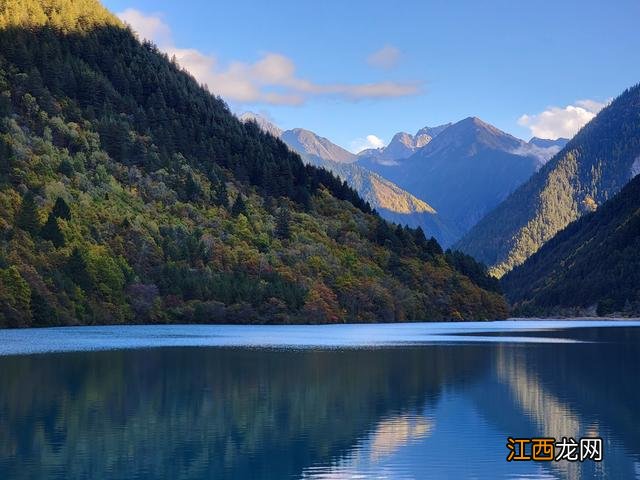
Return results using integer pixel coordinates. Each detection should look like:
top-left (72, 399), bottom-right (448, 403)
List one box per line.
top-left (631, 155), bottom-right (640, 178)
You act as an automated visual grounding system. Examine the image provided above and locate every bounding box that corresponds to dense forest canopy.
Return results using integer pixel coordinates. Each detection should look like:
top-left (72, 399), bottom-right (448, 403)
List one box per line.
top-left (502, 173), bottom-right (640, 317)
top-left (0, 0), bottom-right (507, 326)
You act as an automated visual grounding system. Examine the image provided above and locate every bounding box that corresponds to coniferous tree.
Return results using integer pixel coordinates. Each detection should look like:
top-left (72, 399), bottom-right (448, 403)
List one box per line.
top-left (275, 206), bottom-right (291, 240)
top-left (41, 198), bottom-right (71, 247)
top-left (426, 237), bottom-right (443, 256)
top-left (41, 215), bottom-right (64, 247)
top-left (0, 91), bottom-right (11, 117)
top-left (414, 226), bottom-right (427, 245)
top-left (58, 159), bottom-right (74, 177)
top-left (374, 219), bottom-right (392, 245)
top-left (30, 291), bottom-right (57, 326)
top-left (231, 194), bottom-right (247, 217)
top-left (215, 182), bottom-right (229, 208)
top-left (0, 137), bottom-right (11, 176)
top-left (16, 192), bottom-right (39, 234)
top-left (184, 172), bottom-right (201, 202)
top-left (51, 197), bottom-right (71, 220)
top-left (65, 248), bottom-right (92, 291)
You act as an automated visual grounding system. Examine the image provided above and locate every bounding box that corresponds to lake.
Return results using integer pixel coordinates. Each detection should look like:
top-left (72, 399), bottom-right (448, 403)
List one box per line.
top-left (0, 320), bottom-right (639, 479)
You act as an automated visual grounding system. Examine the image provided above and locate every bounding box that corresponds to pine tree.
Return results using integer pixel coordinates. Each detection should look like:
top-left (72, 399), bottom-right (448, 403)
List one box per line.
top-left (215, 182), bottom-right (229, 208)
top-left (231, 194), bottom-right (247, 217)
top-left (51, 197), bottom-right (71, 220)
top-left (41, 198), bottom-right (70, 247)
top-left (0, 91), bottom-right (11, 117)
top-left (30, 291), bottom-right (57, 326)
top-left (184, 172), bottom-right (204, 203)
top-left (58, 159), bottom-right (74, 177)
top-left (16, 192), bottom-right (39, 234)
top-left (374, 219), bottom-right (391, 245)
top-left (275, 206), bottom-right (291, 240)
top-left (0, 137), bottom-right (12, 176)
top-left (65, 248), bottom-right (92, 291)
top-left (426, 237), bottom-right (443, 256)
top-left (41, 215), bottom-right (64, 247)
top-left (414, 226), bottom-right (427, 245)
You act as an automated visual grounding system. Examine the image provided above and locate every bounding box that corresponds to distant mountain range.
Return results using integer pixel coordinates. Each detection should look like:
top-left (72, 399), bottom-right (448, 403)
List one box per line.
top-left (240, 113), bottom-right (459, 245)
top-left (357, 124), bottom-right (452, 165)
top-left (529, 137), bottom-right (569, 149)
top-left (502, 171), bottom-right (640, 316)
top-left (456, 83), bottom-right (640, 276)
top-left (358, 117), bottom-right (560, 236)
top-left (242, 113), bottom-right (571, 246)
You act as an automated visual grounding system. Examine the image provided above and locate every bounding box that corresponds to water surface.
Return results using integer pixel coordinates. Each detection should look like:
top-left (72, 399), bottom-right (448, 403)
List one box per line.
top-left (0, 320), bottom-right (639, 479)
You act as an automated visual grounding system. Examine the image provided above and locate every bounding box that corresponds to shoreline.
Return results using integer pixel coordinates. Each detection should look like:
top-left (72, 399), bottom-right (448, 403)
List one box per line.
top-left (1, 319), bottom-right (640, 356)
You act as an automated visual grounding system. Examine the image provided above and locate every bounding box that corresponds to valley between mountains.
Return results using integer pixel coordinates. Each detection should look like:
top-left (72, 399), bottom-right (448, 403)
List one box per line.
top-left (0, 0), bottom-right (639, 325)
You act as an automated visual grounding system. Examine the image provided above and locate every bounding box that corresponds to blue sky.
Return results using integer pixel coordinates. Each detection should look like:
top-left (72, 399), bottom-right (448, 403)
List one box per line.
top-left (103, 0), bottom-right (640, 151)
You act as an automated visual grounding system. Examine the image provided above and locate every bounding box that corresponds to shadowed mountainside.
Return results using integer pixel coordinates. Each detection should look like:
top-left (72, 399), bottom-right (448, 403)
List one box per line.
top-left (502, 173), bottom-right (640, 316)
top-left (456, 84), bottom-right (640, 276)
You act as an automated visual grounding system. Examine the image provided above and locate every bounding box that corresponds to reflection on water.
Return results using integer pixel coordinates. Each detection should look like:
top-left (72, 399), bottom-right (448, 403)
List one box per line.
top-left (0, 325), bottom-right (639, 479)
top-left (368, 414), bottom-right (434, 461)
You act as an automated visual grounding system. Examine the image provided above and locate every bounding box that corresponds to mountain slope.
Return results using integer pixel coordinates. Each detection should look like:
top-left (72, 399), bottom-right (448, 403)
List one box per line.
top-left (526, 137), bottom-right (569, 166)
top-left (0, 0), bottom-right (507, 326)
top-left (281, 128), bottom-right (356, 164)
top-left (318, 162), bottom-right (460, 246)
top-left (241, 114), bottom-right (460, 245)
top-left (529, 137), bottom-right (569, 149)
top-left (416, 124), bottom-right (451, 139)
top-left (502, 173), bottom-right (640, 316)
top-left (456, 84), bottom-right (640, 276)
top-left (238, 112), bottom-right (283, 138)
top-left (361, 117), bottom-right (542, 235)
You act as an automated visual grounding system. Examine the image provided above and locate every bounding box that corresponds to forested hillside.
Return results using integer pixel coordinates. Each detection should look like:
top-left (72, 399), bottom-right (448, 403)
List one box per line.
top-left (0, 0), bottom-right (507, 327)
top-left (502, 173), bottom-right (640, 316)
top-left (456, 84), bottom-right (640, 276)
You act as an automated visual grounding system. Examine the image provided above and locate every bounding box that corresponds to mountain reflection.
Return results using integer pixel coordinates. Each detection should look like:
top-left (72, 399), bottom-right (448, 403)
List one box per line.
top-left (0, 346), bottom-right (486, 479)
top-left (369, 414), bottom-right (434, 461)
top-left (0, 327), bottom-right (639, 479)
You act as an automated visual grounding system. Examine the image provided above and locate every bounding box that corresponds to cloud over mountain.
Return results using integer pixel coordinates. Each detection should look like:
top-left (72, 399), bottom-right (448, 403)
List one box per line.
top-left (118, 10), bottom-right (422, 105)
top-left (518, 99), bottom-right (607, 139)
top-left (350, 135), bottom-right (386, 153)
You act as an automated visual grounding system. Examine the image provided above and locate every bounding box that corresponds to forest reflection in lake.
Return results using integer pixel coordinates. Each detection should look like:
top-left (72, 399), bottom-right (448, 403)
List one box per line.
top-left (0, 323), bottom-right (639, 479)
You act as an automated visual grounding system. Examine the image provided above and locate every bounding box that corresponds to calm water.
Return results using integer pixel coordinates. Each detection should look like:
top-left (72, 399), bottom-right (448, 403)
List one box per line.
top-left (0, 321), bottom-right (639, 479)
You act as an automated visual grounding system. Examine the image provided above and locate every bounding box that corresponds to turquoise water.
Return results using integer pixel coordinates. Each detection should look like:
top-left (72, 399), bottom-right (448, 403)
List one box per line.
top-left (0, 320), bottom-right (639, 479)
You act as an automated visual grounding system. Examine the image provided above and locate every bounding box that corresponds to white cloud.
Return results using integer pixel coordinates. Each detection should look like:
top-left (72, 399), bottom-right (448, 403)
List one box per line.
top-left (509, 144), bottom-right (563, 167)
top-left (349, 135), bottom-right (386, 153)
top-left (367, 45), bottom-right (401, 70)
top-left (366, 134), bottom-right (385, 148)
top-left (118, 8), bottom-right (171, 45)
top-left (518, 99), bottom-right (608, 140)
top-left (575, 99), bottom-right (606, 113)
top-left (118, 10), bottom-right (422, 106)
